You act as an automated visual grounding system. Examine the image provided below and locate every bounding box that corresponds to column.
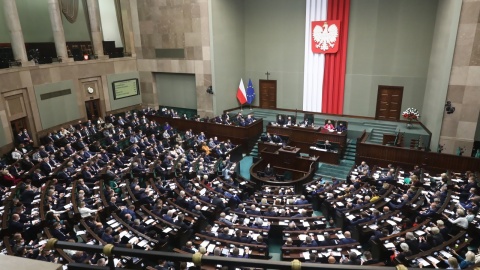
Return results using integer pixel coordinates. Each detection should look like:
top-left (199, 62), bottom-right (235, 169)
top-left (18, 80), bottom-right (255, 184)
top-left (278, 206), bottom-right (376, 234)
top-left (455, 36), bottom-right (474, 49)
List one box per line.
top-left (47, 0), bottom-right (72, 62)
top-left (86, 0), bottom-right (107, 59)
top-left (2, 0), bottom-right (29, 65)
top-left (120, 0), bottom-right (136, 57)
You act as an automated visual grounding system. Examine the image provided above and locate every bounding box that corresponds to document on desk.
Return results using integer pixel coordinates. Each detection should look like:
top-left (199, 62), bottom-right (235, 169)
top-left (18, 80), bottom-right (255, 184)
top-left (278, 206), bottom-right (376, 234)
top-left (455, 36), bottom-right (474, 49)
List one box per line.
top-left (392, 217), bottom-right (403, 223)
top-left (137, 240), bottom-right (148, 247)
top-left (416, 258), bottom-right (430, 266)
top-left (200, 240), bottom-right (210, 247)
top-left (298, 234), bottom-right (307, 241)
top-left (317, 235), bottom-right (325, 241)
top-left (207, 244), bottom-right (215, 253)
top-left (302, 252), bottom-right (310, 260)
top-left (415, 230), bottom-right (426, 236)
top-left (386, 220), bottom-right (397, 226)
top-left (162, 227), bottom-right (172, 233)
top-left (440, 250), bottom-right (452, 258)
top-left (384, 242), bottom-right (395, 249)
top-left (427, 256), bottom-right (440, 264)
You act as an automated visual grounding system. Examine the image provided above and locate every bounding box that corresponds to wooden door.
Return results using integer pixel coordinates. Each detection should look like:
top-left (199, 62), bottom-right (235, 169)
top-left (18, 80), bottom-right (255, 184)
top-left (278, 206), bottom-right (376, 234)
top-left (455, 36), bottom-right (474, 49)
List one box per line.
top-left (259, 80), bottom-right (277, 109)
top-left (375, 86), bottom-right (403, 121)
top-left (11, 117), bottom-right (28, 138)
top-left (85, 99), bottom-right (101, 121)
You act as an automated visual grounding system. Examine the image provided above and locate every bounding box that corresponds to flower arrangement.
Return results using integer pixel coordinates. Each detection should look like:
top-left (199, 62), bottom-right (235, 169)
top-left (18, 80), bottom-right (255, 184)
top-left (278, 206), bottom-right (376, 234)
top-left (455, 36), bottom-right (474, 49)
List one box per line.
top-left (402, 108), bottom-right (420, 121)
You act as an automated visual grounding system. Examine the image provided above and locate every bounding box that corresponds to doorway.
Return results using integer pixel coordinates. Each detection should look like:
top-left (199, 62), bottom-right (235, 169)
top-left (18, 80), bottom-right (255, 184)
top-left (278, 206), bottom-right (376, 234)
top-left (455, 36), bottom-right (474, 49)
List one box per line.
top-left (85, 99), bottom-right (101, 121)
top-left (375, 85), bottom-right (404, 121)
top-left (259, 80), bottom-right (277, 109)
top-left (11, 117), bottom-right (28, 142)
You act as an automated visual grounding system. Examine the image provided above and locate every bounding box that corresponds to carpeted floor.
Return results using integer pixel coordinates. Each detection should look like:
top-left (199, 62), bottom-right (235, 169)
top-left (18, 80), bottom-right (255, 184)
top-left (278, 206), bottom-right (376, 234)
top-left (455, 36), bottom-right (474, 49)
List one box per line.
top-left (239, 155), bottom-right (253, 180)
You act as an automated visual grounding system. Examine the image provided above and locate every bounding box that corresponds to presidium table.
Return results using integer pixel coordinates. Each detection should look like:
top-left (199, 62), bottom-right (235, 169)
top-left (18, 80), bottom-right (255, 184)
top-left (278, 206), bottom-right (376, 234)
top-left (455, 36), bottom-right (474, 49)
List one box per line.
top-left (266, 124), bottom-right (347, 165)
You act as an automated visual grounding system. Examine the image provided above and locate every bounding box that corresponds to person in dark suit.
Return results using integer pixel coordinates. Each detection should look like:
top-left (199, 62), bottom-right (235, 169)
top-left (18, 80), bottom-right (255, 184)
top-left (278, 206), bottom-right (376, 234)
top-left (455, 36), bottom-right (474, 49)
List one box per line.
top-left (272, 134), bottom-right (282, 143)
top-left (264, 163), bottom-right (274, 177)
top-left (339, 231), bottom-right (356, 244)
top-left (162, 210), bottom-right (174, 223)
top-left (10, 214), bottom-right (28, 234)
top-left (341, 252), bottom-right (362, 265)
top-left (418, 202), bottom-right (437, 217)
top-left (389, 194), bottom-right (409, 210)
top-left (181, 241), bottom-right (195, 254)
top-left (200, 225), bottom-right (216, 237)
top-left (218, 227), bottom-right (232, 240)
top-left (51, 222), bottom-right (70, 241)
top-left (361, 251), bottom-right (379, 265)
top-left (300, 236), bottom-right (318, 247)
top-left (336, 122), bottom-right (347, 132)
top-left (101, 227), bottom-right (114, 243)
top-left (233, 230), bottom-right (252, 243)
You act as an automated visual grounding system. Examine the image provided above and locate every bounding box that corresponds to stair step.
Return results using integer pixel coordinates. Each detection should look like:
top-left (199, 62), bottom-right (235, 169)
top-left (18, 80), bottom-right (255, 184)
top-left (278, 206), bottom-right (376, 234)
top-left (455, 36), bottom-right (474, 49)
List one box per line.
top-left (363, 123), bottom-right (397, 128)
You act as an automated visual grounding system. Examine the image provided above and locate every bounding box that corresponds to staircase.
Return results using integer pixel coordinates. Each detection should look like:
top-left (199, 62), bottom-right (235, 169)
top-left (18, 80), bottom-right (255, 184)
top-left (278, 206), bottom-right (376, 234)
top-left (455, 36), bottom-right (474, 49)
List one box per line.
top-left (314, 140), bottom-right (356, 181)
top-left (249, 139), bottom-right (261, 158)
top-left (364, 122), bottom-right (397, 144)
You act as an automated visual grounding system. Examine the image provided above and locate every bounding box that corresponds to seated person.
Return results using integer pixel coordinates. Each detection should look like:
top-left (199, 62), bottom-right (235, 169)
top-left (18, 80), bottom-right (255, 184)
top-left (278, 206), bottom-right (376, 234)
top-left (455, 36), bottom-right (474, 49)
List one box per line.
top-left (276, 115), bottom-right (285, 125)
top-left (285, 116), bottom-right (295, 126)
top-left (299, 118), bottom-right (312, 127)
top-left (324, 120), bottom-right (335, 131)
top-left (324, 140), bottom-right (332, 151)
top-left (264, 164), bottom-right (274, 177)
top-left (261, 133), bottom-right (272, 142)
top-left (336, 122), bottom-right (347, 132)
top-left (272, 134), bottom-right (282, 143)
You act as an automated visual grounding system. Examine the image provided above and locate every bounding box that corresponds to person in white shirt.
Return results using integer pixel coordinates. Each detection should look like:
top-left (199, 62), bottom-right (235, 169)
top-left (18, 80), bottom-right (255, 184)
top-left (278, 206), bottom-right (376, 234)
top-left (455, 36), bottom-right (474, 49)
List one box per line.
top-left (78, 201), bottom-right (98, 218)
top-left (445, 208), bottom-right (468, 229)
top-left (11, 148), bottom-right (22, 160)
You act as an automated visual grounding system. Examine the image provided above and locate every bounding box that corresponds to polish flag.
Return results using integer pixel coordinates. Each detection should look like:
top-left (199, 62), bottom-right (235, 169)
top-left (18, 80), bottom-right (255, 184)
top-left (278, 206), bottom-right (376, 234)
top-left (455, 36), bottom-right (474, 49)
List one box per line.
top-left (236, 78), bottom-right (247, 104)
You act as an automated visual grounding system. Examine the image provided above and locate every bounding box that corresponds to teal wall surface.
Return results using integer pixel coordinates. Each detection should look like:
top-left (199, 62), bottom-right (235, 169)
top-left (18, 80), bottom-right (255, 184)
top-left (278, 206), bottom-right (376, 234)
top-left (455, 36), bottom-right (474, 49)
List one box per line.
top-left (0, 3), bottom-right (9, 43)
top-left (61, 1), bottom-right (90, 42)
top-left (0, 0), bottom-right (90, 43)
top-left (211, 0), bottom-right (245, 114)
top-left (107, 72), bottom-right (142, 111)
top-left (155, 73), bottom-right (197, 109)
top-left (34, 80), bottom-right (80, 129)
top-left (244, 0), bottom-right (306, 110)
top-left (17, 0), bottom-right (53, 42)
top-left (344, 0), bottom-right (439, 117)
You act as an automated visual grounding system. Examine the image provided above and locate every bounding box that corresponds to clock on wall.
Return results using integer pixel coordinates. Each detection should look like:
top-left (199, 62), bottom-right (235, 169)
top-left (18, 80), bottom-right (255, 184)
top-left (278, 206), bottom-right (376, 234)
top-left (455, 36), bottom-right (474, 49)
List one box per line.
top-left (87, 87), bottom-right (94, 94)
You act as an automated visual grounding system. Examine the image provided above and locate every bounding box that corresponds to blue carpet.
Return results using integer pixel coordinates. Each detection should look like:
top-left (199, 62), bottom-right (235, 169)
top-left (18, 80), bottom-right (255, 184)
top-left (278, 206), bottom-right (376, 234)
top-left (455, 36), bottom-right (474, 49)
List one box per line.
top-left (239, 155), bottom-right (252, 180)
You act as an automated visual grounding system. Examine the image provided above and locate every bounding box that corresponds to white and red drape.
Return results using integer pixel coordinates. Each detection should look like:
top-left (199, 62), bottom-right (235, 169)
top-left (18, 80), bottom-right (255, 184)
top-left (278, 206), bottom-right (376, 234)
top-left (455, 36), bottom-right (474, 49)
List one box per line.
top-left (303, 0), bottom-right (350, 114)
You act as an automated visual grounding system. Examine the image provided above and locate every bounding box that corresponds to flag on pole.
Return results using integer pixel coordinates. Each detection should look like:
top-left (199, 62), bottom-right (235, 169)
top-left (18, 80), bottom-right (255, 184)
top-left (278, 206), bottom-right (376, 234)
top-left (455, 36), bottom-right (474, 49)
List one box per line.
top-left (246, 79), bottom-right (255, 105)
top-left (236, 78), bottom-right (247, 104)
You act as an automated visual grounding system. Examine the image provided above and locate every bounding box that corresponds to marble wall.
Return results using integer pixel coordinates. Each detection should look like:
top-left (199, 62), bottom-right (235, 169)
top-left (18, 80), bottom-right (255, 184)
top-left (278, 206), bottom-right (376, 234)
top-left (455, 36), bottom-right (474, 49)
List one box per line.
top-left (440, 0), bottom-right (480, 155)
top-left (134, 0), bottom-right (213, 117)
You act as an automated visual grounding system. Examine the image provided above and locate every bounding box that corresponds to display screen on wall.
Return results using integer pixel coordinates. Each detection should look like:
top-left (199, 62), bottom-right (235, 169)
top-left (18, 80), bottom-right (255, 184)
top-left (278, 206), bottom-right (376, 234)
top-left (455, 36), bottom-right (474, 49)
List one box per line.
top-left (112, 79), bottom-right (140, 100)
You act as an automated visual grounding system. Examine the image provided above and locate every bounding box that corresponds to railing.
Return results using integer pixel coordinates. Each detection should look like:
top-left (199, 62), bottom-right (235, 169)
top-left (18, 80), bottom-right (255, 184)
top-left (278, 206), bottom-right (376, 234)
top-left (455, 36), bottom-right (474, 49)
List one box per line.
top-left (44, 239), bottom-right (400, 270)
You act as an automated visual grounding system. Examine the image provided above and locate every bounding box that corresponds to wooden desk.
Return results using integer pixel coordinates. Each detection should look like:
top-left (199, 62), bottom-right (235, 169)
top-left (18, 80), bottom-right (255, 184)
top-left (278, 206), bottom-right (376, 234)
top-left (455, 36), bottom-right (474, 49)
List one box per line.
top-left (250, 143), bottom-right (318, 191)
top-left (308, 147), bottom-right (340, 165)
top-left (147, 115), bottom-right (263, 154)
top-left (267, 124), bottom-right (347, 154)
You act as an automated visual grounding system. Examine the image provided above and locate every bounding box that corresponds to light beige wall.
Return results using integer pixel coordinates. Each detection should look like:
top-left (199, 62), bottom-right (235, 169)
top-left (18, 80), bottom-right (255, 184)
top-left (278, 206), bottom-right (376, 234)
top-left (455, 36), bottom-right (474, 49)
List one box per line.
top-left (422, 0), bottom-right (462, 151)
top-left (134, 0), bottom-right (212, 116)
top-left (440, 0), bottom-right (480, 155)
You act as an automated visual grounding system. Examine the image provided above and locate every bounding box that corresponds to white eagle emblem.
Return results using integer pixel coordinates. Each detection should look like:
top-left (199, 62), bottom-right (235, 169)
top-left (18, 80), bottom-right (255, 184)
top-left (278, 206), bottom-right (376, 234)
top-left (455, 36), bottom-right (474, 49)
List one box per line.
top-left (313, 23), bottom-right (339, 51)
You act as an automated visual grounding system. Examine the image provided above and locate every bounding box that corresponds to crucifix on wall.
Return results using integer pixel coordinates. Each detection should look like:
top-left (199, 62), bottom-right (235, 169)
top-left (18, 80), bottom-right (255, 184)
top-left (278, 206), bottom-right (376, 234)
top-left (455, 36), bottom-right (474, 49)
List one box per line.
top-left (265, 71), bottom-right (270, 80)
